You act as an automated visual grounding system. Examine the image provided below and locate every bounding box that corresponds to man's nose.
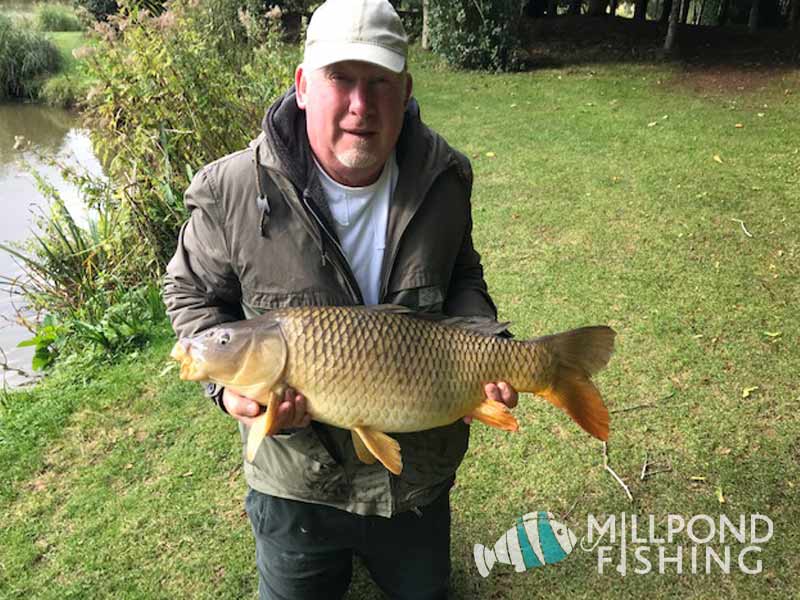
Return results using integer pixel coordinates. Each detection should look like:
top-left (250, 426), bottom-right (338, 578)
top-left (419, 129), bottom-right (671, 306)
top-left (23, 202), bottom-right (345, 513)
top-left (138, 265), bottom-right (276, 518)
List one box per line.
top-left (348, 80), bottom-right (373, 117)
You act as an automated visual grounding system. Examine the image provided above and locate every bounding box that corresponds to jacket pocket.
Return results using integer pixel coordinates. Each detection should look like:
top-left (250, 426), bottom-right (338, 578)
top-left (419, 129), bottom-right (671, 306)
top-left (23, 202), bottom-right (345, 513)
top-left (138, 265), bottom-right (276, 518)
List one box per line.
top-left (385, 270), bottom-right (446, 313)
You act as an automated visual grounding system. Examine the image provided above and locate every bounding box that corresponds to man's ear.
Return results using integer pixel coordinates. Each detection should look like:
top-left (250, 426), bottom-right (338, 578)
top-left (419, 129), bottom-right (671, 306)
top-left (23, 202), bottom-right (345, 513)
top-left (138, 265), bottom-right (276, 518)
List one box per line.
top-left (295, 66), bottom-right (307, 110)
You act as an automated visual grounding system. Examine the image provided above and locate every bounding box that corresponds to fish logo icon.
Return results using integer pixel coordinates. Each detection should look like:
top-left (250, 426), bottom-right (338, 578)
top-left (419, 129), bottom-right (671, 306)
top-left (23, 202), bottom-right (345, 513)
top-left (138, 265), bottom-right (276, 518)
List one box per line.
top-left (474, 511), bottom-right (577, 577)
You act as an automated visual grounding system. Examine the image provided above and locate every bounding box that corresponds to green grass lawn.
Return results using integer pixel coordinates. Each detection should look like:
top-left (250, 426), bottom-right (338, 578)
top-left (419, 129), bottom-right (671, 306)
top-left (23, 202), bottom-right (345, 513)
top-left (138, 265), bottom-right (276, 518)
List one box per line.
top-left (1, 55), bottom-right (798, 599)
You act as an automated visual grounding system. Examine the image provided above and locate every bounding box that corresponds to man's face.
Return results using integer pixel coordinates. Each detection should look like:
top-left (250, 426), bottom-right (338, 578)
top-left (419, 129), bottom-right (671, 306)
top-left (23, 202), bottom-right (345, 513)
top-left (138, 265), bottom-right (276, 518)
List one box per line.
top-left (296, 60), bottom-right (412, 187)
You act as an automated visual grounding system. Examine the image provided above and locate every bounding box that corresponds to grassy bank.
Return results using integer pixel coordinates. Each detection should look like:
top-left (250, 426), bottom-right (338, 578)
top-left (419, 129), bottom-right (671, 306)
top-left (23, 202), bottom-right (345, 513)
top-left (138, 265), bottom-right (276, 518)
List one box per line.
top-left (1, 56), bottom-right (799, 599)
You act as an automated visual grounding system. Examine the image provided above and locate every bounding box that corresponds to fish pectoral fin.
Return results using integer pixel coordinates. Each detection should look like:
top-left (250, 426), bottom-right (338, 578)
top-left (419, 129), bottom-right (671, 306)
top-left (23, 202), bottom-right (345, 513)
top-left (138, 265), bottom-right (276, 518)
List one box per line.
top-left (246, 411), bottom-right (270, 463)
top-left (351, 430), bottom-right (377, 465)
top-left (469, 399), bottom-right (519, 432)
top-left (246, 392), bottom-right (281, 462)
top-left (263, 391), bottom-right (282, 436)
top-left (352, 426), bottom-right (402, 475)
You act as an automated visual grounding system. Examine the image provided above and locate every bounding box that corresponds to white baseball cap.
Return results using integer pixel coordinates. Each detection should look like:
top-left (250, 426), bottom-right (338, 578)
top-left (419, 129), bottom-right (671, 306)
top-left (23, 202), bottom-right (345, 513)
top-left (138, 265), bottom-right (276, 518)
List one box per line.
top-left (302, 0), bottom-right (408, 74)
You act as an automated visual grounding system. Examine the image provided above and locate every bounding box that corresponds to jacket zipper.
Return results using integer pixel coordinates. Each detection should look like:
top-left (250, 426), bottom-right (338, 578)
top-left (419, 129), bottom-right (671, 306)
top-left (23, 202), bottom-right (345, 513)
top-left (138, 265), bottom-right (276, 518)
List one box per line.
top-left (302, 192), bottom-right (364, 305)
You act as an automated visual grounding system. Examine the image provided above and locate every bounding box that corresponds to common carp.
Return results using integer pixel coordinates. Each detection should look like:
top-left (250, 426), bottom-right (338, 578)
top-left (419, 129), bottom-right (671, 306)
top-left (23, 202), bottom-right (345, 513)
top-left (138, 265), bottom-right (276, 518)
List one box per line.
top-left (170, 305), bottom-right (615, 474)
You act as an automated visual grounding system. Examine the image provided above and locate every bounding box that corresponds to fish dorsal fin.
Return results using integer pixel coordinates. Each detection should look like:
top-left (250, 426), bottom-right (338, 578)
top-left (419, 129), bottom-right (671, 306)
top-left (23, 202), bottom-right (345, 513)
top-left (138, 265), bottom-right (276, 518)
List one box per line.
top-left (437, 316), bottom-right (512, 336)
top-left (352, 426), bottom-right (402, 475)
top-left (351, 429), bottom-right (377, 464)
top-left (365, 304), bottom-right (414, 314)
top-left (368, 305), bottom-right (512, 337)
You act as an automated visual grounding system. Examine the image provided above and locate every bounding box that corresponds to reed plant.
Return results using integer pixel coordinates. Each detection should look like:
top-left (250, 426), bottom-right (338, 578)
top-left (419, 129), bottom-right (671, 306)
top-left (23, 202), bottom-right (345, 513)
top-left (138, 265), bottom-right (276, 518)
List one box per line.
top-left (0, 14), bottom-right (62, 98)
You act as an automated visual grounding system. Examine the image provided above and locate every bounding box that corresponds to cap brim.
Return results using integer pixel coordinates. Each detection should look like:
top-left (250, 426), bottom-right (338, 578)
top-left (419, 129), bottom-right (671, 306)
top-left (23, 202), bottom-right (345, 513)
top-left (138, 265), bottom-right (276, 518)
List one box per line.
top-left (303, 42), bottom-right (405, 74)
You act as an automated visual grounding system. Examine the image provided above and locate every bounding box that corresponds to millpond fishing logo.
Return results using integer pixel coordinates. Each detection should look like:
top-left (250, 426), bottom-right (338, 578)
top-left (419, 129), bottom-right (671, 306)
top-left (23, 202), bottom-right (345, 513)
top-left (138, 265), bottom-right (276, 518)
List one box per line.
top-left (474, 512), bottom-right (774, 578)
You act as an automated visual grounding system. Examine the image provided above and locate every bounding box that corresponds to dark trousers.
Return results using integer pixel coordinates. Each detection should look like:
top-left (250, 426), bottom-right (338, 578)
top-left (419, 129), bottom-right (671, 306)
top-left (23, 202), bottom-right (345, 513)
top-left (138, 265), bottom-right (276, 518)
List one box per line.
top-left (245, 488), bottom-right (451, 600)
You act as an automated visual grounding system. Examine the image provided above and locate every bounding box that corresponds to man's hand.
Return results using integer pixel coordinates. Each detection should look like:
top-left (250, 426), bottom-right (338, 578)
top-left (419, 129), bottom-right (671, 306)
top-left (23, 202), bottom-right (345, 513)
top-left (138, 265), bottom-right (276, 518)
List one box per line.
top-left (463, 381), bottom-right (518, 424)
top-left (223, 387), bottom-right (312, 431)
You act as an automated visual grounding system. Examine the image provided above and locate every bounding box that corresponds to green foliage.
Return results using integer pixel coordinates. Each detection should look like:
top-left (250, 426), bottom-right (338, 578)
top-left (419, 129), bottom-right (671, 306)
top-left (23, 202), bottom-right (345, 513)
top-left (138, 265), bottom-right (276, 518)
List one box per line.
top-left (428, 0), bottom-right (525, 71)
top-left (39, 71), bottom-right (88, 106)
top-left (35, 3), bottom-right (84, 31)
top-left (83, 0), bottom-right (297, 275)
top-left (0, 14), bottom-right (62, 99)
top-left (5, 0), bottom-right (297, 370)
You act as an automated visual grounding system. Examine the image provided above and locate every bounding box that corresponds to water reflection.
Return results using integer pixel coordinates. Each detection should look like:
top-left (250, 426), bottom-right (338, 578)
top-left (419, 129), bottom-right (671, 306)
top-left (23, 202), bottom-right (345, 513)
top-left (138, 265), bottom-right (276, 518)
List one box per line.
top-left (0, 102), bottom-right (102, 387)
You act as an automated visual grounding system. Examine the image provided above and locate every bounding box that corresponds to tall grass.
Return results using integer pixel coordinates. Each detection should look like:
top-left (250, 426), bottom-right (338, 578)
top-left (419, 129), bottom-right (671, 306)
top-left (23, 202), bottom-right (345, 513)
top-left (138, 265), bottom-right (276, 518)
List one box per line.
top-left (0, 14), bottom-right (61, 98)
top-left (35, 3), bottom-right (83, 31)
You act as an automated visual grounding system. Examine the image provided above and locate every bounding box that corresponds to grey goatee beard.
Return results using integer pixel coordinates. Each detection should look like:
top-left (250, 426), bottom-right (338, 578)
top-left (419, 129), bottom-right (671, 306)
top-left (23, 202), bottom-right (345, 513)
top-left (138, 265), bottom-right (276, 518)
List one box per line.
top-left (335, 141), bottom-right (379, 170)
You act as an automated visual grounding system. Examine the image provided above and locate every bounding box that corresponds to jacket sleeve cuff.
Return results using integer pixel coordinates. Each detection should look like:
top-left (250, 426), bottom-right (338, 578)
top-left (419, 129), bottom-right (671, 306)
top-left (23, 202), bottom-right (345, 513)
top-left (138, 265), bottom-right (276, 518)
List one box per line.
top-left (204, 383), bottom-right (229, 414)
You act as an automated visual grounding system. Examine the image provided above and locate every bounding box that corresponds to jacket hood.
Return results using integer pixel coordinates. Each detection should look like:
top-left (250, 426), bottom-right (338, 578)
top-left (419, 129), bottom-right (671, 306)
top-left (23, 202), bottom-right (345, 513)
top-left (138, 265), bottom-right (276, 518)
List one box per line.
top-left (258, 85), bottom-right (463, 193)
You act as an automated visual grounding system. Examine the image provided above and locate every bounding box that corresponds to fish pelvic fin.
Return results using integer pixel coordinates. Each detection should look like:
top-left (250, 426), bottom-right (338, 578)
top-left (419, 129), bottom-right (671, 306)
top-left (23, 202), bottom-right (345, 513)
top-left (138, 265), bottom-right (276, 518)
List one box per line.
top-left (245, 391), bottom-right (281, 462)
top-left (351, 429), bottom-right (377, 465)
top-left (352, 426), bottom-right (402, 475)
top-left (538, 326), bottom-right (615, 441)
top-left (469, 399), bottom-right (519, 432)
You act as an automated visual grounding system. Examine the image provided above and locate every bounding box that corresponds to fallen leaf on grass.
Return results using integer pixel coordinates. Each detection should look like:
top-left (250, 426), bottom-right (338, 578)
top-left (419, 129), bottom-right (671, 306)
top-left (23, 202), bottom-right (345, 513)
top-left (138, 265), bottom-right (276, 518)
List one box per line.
top-left (742, 386), bottom-right (759, 399)
top-left (713, 154), bottom-right (724, 164)
top-left (716, 486), bottom-right (726, 504)
top-left (690, 476), bottom-right (707, 482)
top-left (647, 121), bottom-right (658, 127)
top-left (763, 331), bottom-right (782, 338)
top-left (485, 151), bottom-right (496, 158)
top-left (735, 123), bottom-right (744, 128)
top-left (182, 471), bottom-right (194, 477)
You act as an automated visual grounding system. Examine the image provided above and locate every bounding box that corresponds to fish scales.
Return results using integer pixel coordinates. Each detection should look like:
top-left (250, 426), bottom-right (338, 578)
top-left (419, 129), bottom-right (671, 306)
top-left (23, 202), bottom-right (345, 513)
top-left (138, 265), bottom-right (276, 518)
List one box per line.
top-left (273, 306), bottom-right (549, 433)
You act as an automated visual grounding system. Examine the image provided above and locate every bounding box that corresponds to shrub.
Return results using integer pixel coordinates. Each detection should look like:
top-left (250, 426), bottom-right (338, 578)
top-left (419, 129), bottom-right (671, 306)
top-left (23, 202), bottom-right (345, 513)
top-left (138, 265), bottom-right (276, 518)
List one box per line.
top-left (39, 72), bottom-right (90, 107)
top-left (76, 0), bottom-right (119, 21)
top-left (0, 15), bottom-right (62, 99)
top-left (35, 4), bottom-right (84, 31)
top-left (428, 0), bottom-right (525, 71)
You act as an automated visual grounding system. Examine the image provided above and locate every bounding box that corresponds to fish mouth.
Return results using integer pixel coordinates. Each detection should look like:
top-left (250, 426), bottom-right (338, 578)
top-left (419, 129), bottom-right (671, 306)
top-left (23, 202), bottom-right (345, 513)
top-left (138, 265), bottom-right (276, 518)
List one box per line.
top-left (170, 339), bottom-right (206, 381)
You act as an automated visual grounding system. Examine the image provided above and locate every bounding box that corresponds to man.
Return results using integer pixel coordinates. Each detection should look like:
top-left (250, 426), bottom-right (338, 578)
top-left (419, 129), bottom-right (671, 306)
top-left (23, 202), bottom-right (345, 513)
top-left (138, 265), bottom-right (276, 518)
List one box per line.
top-left (163, 1), bottom-right (517, 598)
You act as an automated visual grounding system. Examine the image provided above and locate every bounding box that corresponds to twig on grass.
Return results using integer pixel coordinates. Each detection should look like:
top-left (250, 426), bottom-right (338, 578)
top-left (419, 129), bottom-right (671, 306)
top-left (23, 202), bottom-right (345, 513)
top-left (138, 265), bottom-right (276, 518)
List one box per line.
top-left (603, 442), bottom-right (633, 503)
top-left (610, 392), bottom-right (675, 414)
top-left (731, 218), bottom-right (753, 238)
top-left (640, 451), bottom-right (673, 481)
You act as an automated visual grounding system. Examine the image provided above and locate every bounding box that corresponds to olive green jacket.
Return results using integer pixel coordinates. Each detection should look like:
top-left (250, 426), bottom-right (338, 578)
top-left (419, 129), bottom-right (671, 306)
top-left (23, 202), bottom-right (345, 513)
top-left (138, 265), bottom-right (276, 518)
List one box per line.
top-left (163, 87), bottom-right (498, 517)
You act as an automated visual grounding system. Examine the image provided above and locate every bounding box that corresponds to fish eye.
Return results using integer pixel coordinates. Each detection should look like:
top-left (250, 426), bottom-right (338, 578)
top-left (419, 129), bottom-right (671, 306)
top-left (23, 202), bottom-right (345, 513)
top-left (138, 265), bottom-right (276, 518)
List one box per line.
top-left (218, 332), bottom-right (231, 346)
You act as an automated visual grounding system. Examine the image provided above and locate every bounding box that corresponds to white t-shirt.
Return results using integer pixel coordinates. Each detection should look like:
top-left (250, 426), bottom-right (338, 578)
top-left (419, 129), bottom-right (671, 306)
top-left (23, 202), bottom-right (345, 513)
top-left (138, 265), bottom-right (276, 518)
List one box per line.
top-left (314, 153), bottom-right (398, 306)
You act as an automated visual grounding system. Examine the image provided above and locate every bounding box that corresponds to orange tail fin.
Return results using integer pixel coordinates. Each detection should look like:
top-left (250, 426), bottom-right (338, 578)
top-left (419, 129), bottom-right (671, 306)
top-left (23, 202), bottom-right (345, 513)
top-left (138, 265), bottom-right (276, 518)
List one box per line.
top-left (536, 326), bottom-right (616, 441)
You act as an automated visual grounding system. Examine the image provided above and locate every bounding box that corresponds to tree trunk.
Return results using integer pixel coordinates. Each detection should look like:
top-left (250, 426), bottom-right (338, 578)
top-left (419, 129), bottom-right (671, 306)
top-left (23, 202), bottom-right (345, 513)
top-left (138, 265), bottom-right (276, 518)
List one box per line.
top-left (664, 0), bottom-right (682, 51)
top-left (696, 0), bottom-right (706, 23)
top-left (661, 0), bottom-right (673, 22)
top-left (589, 0), bottom-right (610, 15)
top-left (609, 0), bottom-right (619, 14)
top-left (718, 0), bottom-right (730, 25)
top-left (791, 0), bottom-right (799, 30)
top-left (748, 0), bottom-right (759, 32)
top-left (634, 0), bottom-right (648, 19)
top-left (680, 0), bottom-right (691, 23)
top-left (421, 0), bottom-right (430, 50)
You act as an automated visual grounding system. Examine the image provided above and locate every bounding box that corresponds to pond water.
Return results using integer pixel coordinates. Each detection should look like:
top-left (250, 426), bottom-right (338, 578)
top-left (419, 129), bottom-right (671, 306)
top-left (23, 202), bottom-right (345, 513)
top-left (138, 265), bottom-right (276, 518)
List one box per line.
top-left (0, 103), bottom-right (101, 387)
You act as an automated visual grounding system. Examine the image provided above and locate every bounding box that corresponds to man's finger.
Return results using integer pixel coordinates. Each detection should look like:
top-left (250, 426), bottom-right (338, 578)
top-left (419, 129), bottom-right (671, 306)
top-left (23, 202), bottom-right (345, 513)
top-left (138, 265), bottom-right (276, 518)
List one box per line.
top-left (498, 381), bottom-right (518, 408)
top-left (293, 394), bottom-right (307, 427)
top-left (484, 382), bottom-right (500, 402)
